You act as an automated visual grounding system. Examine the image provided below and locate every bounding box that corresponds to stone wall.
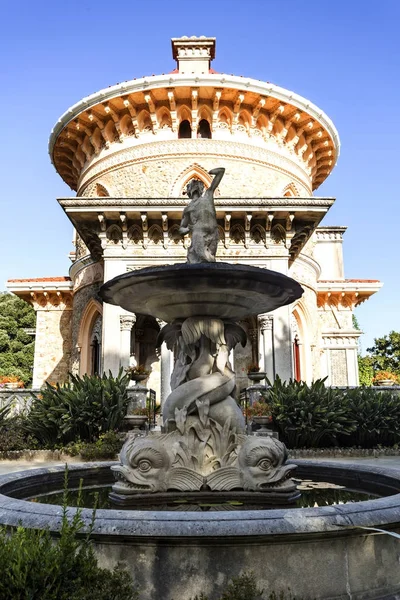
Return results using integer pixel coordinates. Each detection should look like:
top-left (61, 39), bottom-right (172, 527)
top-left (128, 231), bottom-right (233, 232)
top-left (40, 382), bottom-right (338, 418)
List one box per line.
top-left (78, 139), bottom-right (311, 198)
top-left (32, 308), bottom-right (72, 387)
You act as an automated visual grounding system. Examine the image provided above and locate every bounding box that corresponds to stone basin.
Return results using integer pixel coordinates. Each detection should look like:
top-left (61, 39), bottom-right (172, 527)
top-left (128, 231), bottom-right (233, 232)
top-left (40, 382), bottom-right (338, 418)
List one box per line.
top-left (99, 262), bottom-right (303, 321)
top-left (1, 460), bottom-right (400, 599)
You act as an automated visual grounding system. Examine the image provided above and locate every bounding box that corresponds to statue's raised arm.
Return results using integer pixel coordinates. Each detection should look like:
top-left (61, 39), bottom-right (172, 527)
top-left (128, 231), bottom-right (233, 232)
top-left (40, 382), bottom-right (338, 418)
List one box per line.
top-left (208, 167), bottom-right (225, 194)
top-left (180, 167), bottom-right (225, 264)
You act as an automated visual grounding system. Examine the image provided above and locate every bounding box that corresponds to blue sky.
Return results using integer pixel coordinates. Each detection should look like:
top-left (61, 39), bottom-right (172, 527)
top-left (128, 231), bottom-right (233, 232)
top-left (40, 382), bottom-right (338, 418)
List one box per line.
top-left (1, 0), bottom-right (399, 352)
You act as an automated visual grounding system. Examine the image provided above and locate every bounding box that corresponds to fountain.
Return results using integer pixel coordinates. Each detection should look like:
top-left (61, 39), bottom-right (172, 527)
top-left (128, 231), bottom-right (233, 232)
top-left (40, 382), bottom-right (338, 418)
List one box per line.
top-left (1, 169), bottom-right (400, 598)
top-left (101, 167), bottom-right (302, 505)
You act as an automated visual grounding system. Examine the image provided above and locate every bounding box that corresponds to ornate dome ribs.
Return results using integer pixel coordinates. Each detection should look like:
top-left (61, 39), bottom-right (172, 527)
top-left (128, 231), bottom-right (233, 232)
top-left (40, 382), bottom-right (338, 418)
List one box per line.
top-left (51, 81), bottom-right (338, 192)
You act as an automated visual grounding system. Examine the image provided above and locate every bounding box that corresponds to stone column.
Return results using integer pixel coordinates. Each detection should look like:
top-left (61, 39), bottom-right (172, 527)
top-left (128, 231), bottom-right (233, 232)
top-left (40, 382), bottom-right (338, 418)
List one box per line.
top-left (120, 314), bottom-right (136, 369)
top-left (259, 315), bottom-right (274, 382)
top-left (157, 319), bottom-right (173, 407)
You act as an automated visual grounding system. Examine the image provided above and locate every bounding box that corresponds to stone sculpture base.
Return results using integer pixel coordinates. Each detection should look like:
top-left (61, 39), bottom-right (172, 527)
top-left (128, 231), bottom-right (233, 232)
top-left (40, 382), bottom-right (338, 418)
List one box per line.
top-left (111, 411), bottom-right (298, 504)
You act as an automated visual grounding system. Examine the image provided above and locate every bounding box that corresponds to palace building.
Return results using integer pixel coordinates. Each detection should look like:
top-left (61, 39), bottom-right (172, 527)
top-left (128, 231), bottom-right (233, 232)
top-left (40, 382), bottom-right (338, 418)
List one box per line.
top-left (8, 36), bottom-right (381, 400)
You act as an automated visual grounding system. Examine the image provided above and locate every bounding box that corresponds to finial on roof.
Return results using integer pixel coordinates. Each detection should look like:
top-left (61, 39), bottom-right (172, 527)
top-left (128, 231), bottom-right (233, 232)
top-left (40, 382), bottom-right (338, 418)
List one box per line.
top-left (171, 36), bottom-right (216, 75)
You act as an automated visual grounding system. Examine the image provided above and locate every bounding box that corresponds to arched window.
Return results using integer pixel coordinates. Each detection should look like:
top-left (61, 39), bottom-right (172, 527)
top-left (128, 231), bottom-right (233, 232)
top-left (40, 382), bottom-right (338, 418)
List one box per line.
top-left (178, 120), bottom-right (192, 139)
top-left (197, 119), bottom-right (212, 139)
top-left (91, 336), bottom-right (100, 376)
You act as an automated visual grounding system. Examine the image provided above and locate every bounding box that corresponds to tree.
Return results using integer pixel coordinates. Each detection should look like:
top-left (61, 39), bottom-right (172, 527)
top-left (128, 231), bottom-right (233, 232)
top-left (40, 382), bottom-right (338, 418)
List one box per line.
top-left (367, 331), bottom-right (400, 376)
top-left (0, 293), bottom-right (35, 385)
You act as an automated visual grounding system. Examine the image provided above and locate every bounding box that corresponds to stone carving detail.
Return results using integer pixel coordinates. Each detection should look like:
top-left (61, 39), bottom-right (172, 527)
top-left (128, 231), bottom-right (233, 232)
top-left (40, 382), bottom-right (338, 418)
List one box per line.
top-left (158, 316), bottom-right (246, 433)
top-left (120, 315), bottom-right (136, 331)
top-left (230, 224), bottom-right (245, 245)
top-left (127, 225), bottom-right (143, 245)
top-left (78, 138), bottom-right (311, 195)
top-left (106, 224), bottom-right (123, 244)
top-left (259, 314), bottom-right (273, 331)
top-left (111, 405), bottom-right (297, 498)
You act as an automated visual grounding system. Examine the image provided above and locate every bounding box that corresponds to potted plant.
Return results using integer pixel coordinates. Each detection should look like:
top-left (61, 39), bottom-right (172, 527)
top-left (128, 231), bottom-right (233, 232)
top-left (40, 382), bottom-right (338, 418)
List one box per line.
top-left (0, 376), bottom-right (24, 390)
top-left (372, 371), bottom-right (399, 386)
top-left (124, 406), bottom-right (149, 433)
top-left (245, 401), bottom-right (273, 435)
top-left (247, 363), bottom-right (266, 383)
top-left (125, 365), bottom-right (151, 383)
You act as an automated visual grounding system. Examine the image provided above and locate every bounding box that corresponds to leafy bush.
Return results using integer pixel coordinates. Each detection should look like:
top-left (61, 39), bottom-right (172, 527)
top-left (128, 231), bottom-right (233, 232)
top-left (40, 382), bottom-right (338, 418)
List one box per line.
top-left (24, 370), bottom-right (130, 447)
top-left (0, 403), bottom-right (10, 426)
top-left (266, 377), bottom-right (356, 448)
top-left (0, 415), bottom-right (37, 452)
top-left (0, 483), bottom-right (137, 600)
top-left (338, 387), bottom-right (400, 447)
top-left (65, 431), bottom-right (124, 460)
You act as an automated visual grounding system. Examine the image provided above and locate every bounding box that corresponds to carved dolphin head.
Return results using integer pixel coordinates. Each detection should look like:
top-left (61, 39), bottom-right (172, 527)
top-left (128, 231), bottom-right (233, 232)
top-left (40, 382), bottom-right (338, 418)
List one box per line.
top-left (112, 436), bottom-right (172, 494)
top-left (238, 436), bottom-right (297, 493)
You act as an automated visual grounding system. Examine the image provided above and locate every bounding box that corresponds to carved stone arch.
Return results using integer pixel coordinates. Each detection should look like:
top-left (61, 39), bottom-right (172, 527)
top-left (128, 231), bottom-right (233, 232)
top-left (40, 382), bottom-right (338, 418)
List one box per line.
top-left (292, 300), bottom-right (313, 384)
top-left (272, 117), bottom-right (285, 140)
top-left (230, 224), bottom-right (245, 245)
top-left (106, 224), bottom-right (122, 244)
top-left (120, 113), bottom-right (135, 137)
top-left (284, 124), bottom-right (296, 145)
top-left (238, 109), bottom-right (252, 130)
top-left (170, 163), bottom-right (212, 197)
top-left (256, 114), bottom-right (268, 133)
top-left (104, 119), bottom-right (119, 143)
top-left (147, 224), bottom-right (163, 245)
top-left (96, 183), bottom-right (110, 197)
top-left (250, 224), bottom-right (266, 244)
top-left (137, 109), bottom-right (152, 132)
top-left (156, 107), bottom-right (172, 130)
top-left (218, 107), bottom-right (233, 126)
top-left (168, 224), bottom-right (182, 245)
top-left (77, 298), bottom-right (103, 376)
top-left (271, 223), bottom-right (286, 244)
top-left (177, 104), bottom-right (192, 123)
top-left (282, 182), bottom-right (300, 197)
top-left (217, 225), bottom-right (225, 243)
top-left (91, 127), bottom-right (104, 152)
top-left (127, 225), bottom-right (143, 245)
top-left (84, 182), bottom-right (97, 197)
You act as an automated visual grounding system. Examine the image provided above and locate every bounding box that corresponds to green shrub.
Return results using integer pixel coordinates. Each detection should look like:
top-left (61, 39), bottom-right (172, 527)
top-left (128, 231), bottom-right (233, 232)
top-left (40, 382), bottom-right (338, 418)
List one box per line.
top-left (24, 370), bottom-right (130, 447)
top-left (266, 377), bottom-right (356, 448)
top-left (0, 481), bottom-right (137, 600)
top-left (0, 403), bottom-right (10, 426)
top-left (0, 415), bottom-right (37, 452)
top-left (65, 431), bottom-right (124, 460)
top-left (338, 387), bottom-right (400, 447)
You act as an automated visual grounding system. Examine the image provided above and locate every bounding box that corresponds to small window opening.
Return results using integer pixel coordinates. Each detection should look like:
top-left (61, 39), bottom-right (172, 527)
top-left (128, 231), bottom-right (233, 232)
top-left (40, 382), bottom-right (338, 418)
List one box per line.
top-left (178, 120), bottom-right (192, 139)
top-left (197, 119), bottom-right (212, 139)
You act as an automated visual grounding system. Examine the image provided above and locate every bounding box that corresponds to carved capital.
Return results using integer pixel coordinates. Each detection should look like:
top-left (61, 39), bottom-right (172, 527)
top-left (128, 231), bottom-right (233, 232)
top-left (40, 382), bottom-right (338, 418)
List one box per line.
top-left (120, 315), bottom-right (136, 331)
top-left (259, 315), bottom-right (273, 332)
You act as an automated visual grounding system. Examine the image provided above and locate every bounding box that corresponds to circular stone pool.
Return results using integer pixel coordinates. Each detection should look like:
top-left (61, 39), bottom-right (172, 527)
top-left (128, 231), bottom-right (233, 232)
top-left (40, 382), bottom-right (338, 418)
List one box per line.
top-left (1, 460), bottom-right (400, 599)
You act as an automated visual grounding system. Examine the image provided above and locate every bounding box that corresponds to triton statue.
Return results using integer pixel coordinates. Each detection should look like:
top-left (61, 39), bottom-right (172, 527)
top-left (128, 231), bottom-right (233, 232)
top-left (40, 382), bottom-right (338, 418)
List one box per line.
top-left (179, 167), bottom-right (225, 263)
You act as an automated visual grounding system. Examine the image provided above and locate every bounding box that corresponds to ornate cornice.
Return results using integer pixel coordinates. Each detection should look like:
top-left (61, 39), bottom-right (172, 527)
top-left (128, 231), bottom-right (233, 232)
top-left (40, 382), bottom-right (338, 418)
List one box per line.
top-left (49, 73), bottom-right (339, 162)
top-left (59, 196), bottom-right (335, 209)
top-left (49, 59), bottom-right (339, 192)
